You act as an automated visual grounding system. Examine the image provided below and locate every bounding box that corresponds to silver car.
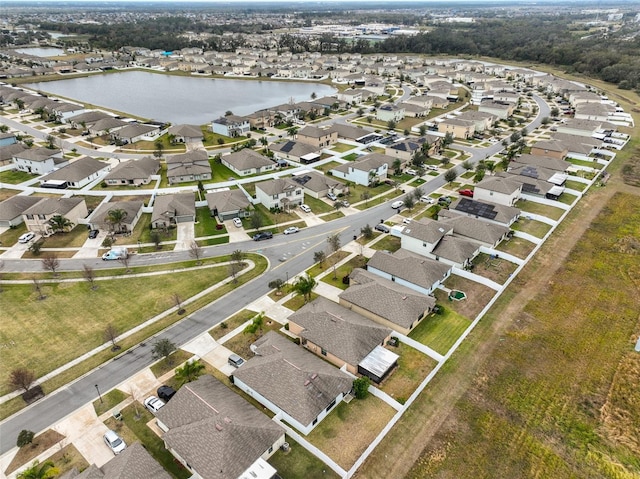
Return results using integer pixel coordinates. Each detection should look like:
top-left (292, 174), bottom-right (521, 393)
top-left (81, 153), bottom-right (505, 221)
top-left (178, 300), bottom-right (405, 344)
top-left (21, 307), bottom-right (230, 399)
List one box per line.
top-left (103, 430), bottom-right (126, 455)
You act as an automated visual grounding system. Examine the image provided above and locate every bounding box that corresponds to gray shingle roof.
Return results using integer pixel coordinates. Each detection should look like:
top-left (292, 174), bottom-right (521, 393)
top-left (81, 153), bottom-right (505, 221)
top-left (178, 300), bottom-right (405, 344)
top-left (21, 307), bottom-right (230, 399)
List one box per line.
top-left (151, 193), bottom-right (195, 223)
top-left (233, 331), bottom-right (352, 427)
top-left (513, 154), bottom-right (570, 172)
top-left (291, 170), bottom-right (344, 193)
top-left (297, 125), bottom-right (331, 139)
top-left (439, 215), bottom-right (510, 245)
top-left (401, 218), bottom-right (451, 244)
top-left (104, 157), bottom-right (159, 181)
top-left (41, 157), bottom-right (109, 182)
top-left (255, 177), bottom-right (299, 196)
top-left (168, 124), bottom-right (203, 139)
top-left (156, 375), bottom-right (284, 479)
top-left (368, 249), bottom-right (451, 292)
top-left (327, 123), bottom-right (371, 141)
top-left (205, 189), bottom-right (250, 214)
top-left (269, 141), bottom-right (318, 158)
top-left (432, 235), bottom-right (480, 264)
top-left (22, 197), bottom-right (85, 217)
top-left (70, 443), bottom-right (171, 479)
top-left (0, 195), bottom-right (42, 221)
top-left (0, 143), bottom-right (26, 162)
top-left (222, 149), bottom-right (273, 171)
top-left (475, 176), bottom-right (522, 195)
top-left (331, 153), bottom-right (393, 174)
top-left (288, 297), bottom-right (391, 366)
top-left (13, 147), bottom-right (61, 162)
top-left (113, 124), bottom-right (158, 139)
top-left (91, 200), bottom-right (143, 227)
top-left (340, 269), bottom-right (435, 329)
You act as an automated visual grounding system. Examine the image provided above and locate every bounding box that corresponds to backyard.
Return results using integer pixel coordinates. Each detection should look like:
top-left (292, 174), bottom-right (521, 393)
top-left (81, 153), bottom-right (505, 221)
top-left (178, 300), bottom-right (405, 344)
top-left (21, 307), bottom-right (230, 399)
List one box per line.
top-left (470, 253), bottom-right (520, 285)
top-left (408, 307), bottom-right (471, 356)
top-left (380, 342), bottom-right (438, 405)
top-left (433, 275), bottom-right (497, 320)
top-left (515, 199), bottom-right (565, 220)
top-left (269, 437), bottom-right (340, 479)
top-left (511, 217), bottom-right (552, 239)
top-left (495, 236), bottom-right (537, 260)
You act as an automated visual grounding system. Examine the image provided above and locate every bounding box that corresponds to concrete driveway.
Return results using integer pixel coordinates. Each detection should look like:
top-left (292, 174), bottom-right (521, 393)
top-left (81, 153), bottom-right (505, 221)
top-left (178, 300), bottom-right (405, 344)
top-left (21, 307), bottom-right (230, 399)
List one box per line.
top-left (0, 236), bottom-right (38, 259)
top-left (73, 229), bottom-right (107, 259)
top-left (173, 222), bottom-right (194, 251)
top-left (225, 219), bottom-right (251, 242)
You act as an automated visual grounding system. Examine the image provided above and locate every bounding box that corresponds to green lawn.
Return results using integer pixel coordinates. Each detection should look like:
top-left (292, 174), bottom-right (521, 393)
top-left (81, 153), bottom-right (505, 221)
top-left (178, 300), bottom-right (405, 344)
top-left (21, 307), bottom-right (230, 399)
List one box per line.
top-left (305, 251), bottom-right (351, 278)
top-left (515, 199), bottom-right (565, 220)
top-left (567, 158), bottom-right (604, 169)
top-left (221, 321), bottom-right (283, 359)
top-left (558, 192), bottom-right (578, 205)
top-left (370, 235), bottom-right (401, 252)
top-left (564, 179), bottom-right (587, 191)
top-left (380, 342), bottom-right (438, 405)
top-left (511, 217), bottom-right (552, 239)
top-left (135, 214), bottom-right (178, 244)
top-left (330, 142), bottom-right (356, 153)
top-left (321, 210), bottom-right (345, 221)
top-left (210, 309), bottom-right (257, 340)
top-left (201, 128), bottom-right (240, 147)
top-left (269, 437), bottom-right (340, 479)
top-left (283, 292), bottom-right (319, 311)
top-left (303, 194), bottom-right (334, 214)
top-left (314, 161), bottom-right (342, 173)
top-left (209, 159), bottom-right (241, 181)
top-left (0, 170), bottom-right (34, 184)
top-left (150, 349), bottom-right (193, 378)
top-left (252, 203), bottom-right (299, 227)
top-left (321, 256), bottom-right (368, 290)
top-left (93, 389), bottom-right (129, 416)
top-left (408, 307), bottom-right (471, 355)
top-left (0, 223), bottom-right (27, 246)
top-left (343, 153), bottom-right (360, 161)
top-left (495, 236), bottom-right (536, 259)
top-left (40, 225), bottom-right (90, 248)
top-left (194, 207), bottom-right (226, 238)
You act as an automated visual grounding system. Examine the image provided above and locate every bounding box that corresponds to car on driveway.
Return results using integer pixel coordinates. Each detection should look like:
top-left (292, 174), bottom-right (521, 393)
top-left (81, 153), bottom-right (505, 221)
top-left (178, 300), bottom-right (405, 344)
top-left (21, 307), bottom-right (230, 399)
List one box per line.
top-left (283, 226), bottom-right (299, 235)
top-left (326, 192), bottom-right (337, 201)
top-left (18, 232), bottom-right (35, 243)
top-left (299, 204), bottom-right (311, 213)
top-left (103, 430), bottom-right (126, 455)
top-left (143, 395), bottom-right (165, 414)
top-left (426, 165), bottom-right (439, 171)
top-left (420, 195), bottom-right (434, 204)
top-left (157, 385), bottom-right (176, 402)
top-left (375, 223), bottom-right (390, 233)
top-left (458, 189), bottom-right (474, 198)
top-left (405, 168), bottom-right (418, 175)
top-left (88, 229), bottom-right (99, 239)
top-left (402, 218), bottom-right (412, 225)
top-left (253, 231), bottom-right (273, 241)
top-left (340, 200), bottom-right (350, 207)
top-left (391, 200), bottom-right (404, 209)
top-left (438, 196), bottom-right (452, 206)
top-left (233, 217), bottom-right (243, 228)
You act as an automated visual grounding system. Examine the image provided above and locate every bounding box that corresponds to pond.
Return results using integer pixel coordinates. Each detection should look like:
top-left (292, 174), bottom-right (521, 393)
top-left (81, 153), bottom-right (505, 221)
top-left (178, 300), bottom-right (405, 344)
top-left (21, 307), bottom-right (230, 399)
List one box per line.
top-left (14, 47), bottom-right (66, 57)
top-left (26, 70), bottom-right (337, 125)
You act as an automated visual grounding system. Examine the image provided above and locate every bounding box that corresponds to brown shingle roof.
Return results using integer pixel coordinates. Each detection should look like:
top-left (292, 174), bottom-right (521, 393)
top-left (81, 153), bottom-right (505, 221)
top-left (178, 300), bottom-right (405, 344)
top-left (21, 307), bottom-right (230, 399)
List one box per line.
top-left (367, 249), bottom-right (451, 292)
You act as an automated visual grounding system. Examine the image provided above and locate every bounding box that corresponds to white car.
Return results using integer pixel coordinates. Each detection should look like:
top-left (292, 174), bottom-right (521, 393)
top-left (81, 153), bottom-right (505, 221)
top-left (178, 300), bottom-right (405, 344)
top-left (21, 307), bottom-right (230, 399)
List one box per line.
top-left (420, 195), bottom-right (435, 204)
top-left (426, 165), bottom-right (439, 171)
top-left (405, 168), bottom-right (418, 175)
top-left (402, 218), bottom-right (412, 224)
top-left (391, 200), bottom-right (404, 209)
top-left (143, 395), bottom-right (165, 414)
top-left (103, 430), bottom-right (126, 455)
top-left (326, 192), bottom-right (337, 201)
top-left (283, 226), bottom-right (299, 235)
top-left (18, 232), bottom-right (35, 243)
top-left (299, 204), bottom-right (311, 213)
top-left (233, 217), bottom-right (242, 228)
top-left (340, 200), bottom-right (350, 207)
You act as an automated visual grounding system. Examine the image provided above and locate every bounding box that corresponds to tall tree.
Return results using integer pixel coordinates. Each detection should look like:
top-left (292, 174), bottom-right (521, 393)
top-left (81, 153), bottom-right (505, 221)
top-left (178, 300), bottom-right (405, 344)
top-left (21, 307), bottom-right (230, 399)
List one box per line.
top-left (189, 241), bottom-right (203, 265)
top-left (48, 215), bottom-right (72, 234)
top-left (153, 139), bottom-right (164, 159)
top-left (292, 274), bottom-right (317, 303)
top-left (151, 338), bottom-right (177, 366)
top-left (106, 208), bottom-right (127, 233)
top-left (103, 324), bottom-right (120, 351)
top-left (444, 169), bottom-right (458, 184)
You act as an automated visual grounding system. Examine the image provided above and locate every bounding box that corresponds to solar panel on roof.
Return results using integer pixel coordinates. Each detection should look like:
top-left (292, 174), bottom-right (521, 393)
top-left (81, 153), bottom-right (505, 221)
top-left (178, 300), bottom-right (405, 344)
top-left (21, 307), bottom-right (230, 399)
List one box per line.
top-left (519, 166), bottom-right (540, 179)
top-left (521, 183), bottom-right (541, 194)
top-left (292, 175), bottom-right (311, 185)
top-left (454, 198), bottom-right (498, 220)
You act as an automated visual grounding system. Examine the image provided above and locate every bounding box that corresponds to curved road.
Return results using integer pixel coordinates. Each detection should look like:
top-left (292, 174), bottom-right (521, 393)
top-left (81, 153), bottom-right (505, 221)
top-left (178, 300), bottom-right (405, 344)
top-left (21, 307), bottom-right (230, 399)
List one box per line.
top-left (0, 94), bottom-right (549, 453)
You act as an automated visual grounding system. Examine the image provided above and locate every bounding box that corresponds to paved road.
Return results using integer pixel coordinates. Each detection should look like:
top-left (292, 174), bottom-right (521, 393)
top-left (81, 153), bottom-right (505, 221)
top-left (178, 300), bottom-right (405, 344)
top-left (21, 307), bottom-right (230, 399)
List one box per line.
top-left (0, 94), bottom-right (549, 453)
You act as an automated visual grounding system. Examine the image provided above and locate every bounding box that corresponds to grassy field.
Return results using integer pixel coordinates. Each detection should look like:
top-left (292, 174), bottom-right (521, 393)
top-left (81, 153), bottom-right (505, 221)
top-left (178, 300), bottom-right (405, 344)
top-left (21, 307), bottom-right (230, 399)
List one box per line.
top-left (512, 217), bottom-right (553, 238)
top-left (515, 199), bottom-right (565, 220)
top-left (0, 170), bottom-right (34, 184)
top-left (320, 255), bottom-right (368, 290)
top-left (409, 307), bottom-right (471, 356)
top-left (404, 192), bottom-right (640, 478)
top-left (495, 236), bottom-right (536, 259)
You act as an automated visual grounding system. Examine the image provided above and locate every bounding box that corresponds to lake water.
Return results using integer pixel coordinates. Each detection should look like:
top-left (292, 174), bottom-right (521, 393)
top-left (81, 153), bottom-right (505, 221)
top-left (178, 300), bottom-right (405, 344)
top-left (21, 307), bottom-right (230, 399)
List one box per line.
top-left (14, 47), bottom-right (66, 57)
top-left (26, 71), bottom-right (337, 125)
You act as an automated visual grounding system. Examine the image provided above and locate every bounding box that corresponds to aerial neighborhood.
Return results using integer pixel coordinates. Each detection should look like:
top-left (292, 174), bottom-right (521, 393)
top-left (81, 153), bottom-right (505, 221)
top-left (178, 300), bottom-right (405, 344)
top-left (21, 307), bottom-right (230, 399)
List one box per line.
top-left (0, 13), bottom-right (634, 479)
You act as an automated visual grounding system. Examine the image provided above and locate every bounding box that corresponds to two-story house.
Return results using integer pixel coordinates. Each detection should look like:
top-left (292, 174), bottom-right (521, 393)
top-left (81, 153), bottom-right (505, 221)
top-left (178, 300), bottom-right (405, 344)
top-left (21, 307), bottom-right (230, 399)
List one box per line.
top-left (255, 177), bottom-right (304, 210)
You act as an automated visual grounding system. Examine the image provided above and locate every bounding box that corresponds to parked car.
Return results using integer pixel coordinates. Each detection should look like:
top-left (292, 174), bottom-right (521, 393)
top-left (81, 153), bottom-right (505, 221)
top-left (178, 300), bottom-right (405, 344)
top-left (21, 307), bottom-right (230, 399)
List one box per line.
top-left (233, 217), bottom-right (243, 228)
top-left (438, 196), bottom-right (452, 205)
top-left (283, 226), bottom-right (299, 235)
top-left (143, 395), bottom-right (165, 414)
top-left (458, 189), bottom-right (474, 198)
top-left (326, 192), bottom-right (337, 201)
top-left (157, 385), bottom-right (176, 402)
top-left (340, 200), bottom-right (350, 207)
top-left (426, 165), bottom-right (439, 171)
top-left (299, 204), bottom-right (311, 213)
top-left (253, 231), bottom-right (273, 241)
top-left (88, 229), bottom-right (99, 239)
top-left (103, 430), bottom-right (126, 455)
top-left (420, 195), bottom-right (434, 204)
top-left (402, 218), bottom-right (412, 225)
top-left (391, 200), bottom-right (404, 209)
top-left (18, 232), bottom-right (35, 243)
top-left (375, 223), bottom-right (390, 233)
top-left (228, 353), bottom-right (245, 368)
top-left (405, 168), bottom-right (418, 175)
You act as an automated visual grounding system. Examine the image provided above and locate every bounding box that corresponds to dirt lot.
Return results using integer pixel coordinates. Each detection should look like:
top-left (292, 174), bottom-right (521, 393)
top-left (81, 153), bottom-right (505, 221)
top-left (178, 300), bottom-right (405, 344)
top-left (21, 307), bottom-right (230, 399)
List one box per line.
top-left (470, 253), bottom-right (519, 284)
top-left (434, 275), bottom-right (497, 320)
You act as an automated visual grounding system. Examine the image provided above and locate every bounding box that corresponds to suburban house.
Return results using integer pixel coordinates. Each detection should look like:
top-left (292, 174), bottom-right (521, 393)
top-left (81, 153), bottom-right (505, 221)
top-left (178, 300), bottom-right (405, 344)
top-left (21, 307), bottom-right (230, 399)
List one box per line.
top-left (328, 123), bottom-right (374, 142)
top-left (88, 117), bottom-right (128, 136)
top-left (551, 133), bottom-right (601, 157)
top-left (399, 102), bottom-right (430, 118)
top-left (400, 218), bottom-right (481, 268)
top-left (57, 443), bottom-right (172, 479)
top-left (385, 135), bottom-right (442, 163)
top-left (22, 197), bottom-right (88, 235)
top-left (205, 189), bottom-right (251, 221)
top-left (12, 147), bottom-right (67, 175)
top-left (456, 110), bottom-right (496, 132)
top-left (0, 195), bottom-right (42, 227)
top-left (376, 104), bottom-right (405, 122)
top-left (367, 249), bottom-right (452, 295)
top-left (287, 297), bottom-right (396, 382)
top-left (255, 178), bottom-right (304, 210)
top-left (66, 110), bottom-right (113, 129)
top-left (495, 172), bottom-right (561, 201)
top-left (40, 157), bottom-right (110, 189)
top-left (478, 100), bottom-right (515, 119)
top-left (269, 141), bottom-right (320, 164)
top-left (155, 375), bottom-right (285, 479)
top-left (437, 215), bottom-right (511, 248)
top-left (290, 170), bottom-right (345, 199)
top-left (245, 109), bottom-right (275, 129)
top-left (232, 331), bottom-right (353, 435)
top-left (104, 157), bottom-right (160, 186)
top-left (512, 153), bottom-right (571, 172)
top-left (330, 153), bottom-right (392, 186)
top-left (0, 143), bottom-right (26, 166)
top-left (167, 124), bottom-right (204, 143)
top-left (528, 141), bottom-right (568, 160)
top-left (89, 200), bottom-right (144, 233)
top-left (151, 193), bottom-right (196, 229)
top-left (445, 197), bottom-right (521, 227)
top-left (473, 176), bottom-right (522, 207)
top-left (339, 268), bottom-right (436, 335)
top-left (508, 163), bottom-right (568, 187)
top-left (111, 124), bottom-right (161, 144)
top-left (211, 115), bottom-right (250, 137)
top-left (555, 118), bottom-right (611, 138)
top-left (437, 118), bottom-right (475, 139)
top-left (295, 126), bottom-right (338, 149)
top-left (166, 150), bottom-right (212, 185)
top-left (221, 149), bottom-right (276, 176)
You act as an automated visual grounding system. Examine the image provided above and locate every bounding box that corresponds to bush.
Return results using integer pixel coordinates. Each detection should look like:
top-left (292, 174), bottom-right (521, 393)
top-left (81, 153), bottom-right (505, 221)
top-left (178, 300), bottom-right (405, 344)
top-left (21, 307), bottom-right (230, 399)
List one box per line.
top-left (353, 376), bottom-right (370, 399)
top-left (284, 323), bottom-right (290, 330)
top-left (17, 430), bottom-right (35, 448)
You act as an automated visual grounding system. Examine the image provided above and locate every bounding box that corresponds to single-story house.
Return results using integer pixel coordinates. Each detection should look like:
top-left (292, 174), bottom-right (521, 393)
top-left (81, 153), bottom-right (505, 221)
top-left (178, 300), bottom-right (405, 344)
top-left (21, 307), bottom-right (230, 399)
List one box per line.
top-left (221, 149), bottom-right (276, 176)
top-left (496, 172), bottom-right (561, 201)
top-left (399, 102), bottom-right (430, 118)
top-left (89, 200), bottom-right (144, 233)
top-left (478, 100), bottom-right (515, 119)
top-left (12, 147), bottom-right (67, 175)
top-left (330, 153), bottom-right (392, 186)
top-left (473, 176), bottom-right (522, 207)
top-left (111, 124), bottom-right (161, 144)
top-left (445, 197), bottom-right (521, 227)
top-left (156, 375), bottom-right (285, 479)
top-left (0, 195), bottom-right (42, 228)
top-left (529, 141), bottom-right (568, 160)
top-left (66, 110), bottom-right (113, 129)
top-left (151, 193), bottom-right (195, 229)
top-left (367, 249), bottom-right (452, 295)
top-left (57, 442), bottom-right (172, 479)
top-left (211, 115), bottom-right (250, 137)
top-left (339, 268), bottom-right (436, 336)
top-left (205, 189), bottom-right (251, 221)
top-left (508, 163), bottom-right (568, 186)
top-left (512, 153), bottom-right (571, 172)
top-left (269, 141), bottom-right (320, 164)
top-left (327, 123), bottom-right (373, 142)
top-left (295, 125), bottom-right (338, 149)
top-left (22, 197), bottom-right (88, 236)
top-left (287, 296), bottom-right (394, 378)
top-left (290, 170), bottom-right (345, 199)
top-left (166, 150), bottom-right (212, 185)
top-left (104, 157), bottom-right (160, 186)
top-left (88, 117), bottom-right (128, 136)
top-left (255, 177), bottom-right (304, 210)
top-left (167, 124), bottom-right (204, 143)
top-left (438, 215), bottom-right (511, 248)
top-left (40, 157), bottom-right (110, 189)
top-left (232, 331), bottom-right (353, 435)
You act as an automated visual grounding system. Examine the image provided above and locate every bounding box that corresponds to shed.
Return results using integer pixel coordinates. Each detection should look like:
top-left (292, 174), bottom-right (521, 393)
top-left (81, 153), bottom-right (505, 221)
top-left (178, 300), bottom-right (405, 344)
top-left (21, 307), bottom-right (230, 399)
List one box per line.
top-left (357, 345), bottom-right (399, 384)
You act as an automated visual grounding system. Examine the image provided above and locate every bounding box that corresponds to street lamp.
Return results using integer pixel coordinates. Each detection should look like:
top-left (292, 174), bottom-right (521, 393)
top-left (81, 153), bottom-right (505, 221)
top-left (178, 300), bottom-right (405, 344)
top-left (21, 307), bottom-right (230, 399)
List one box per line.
top-left (95, 384), bottom-right (103, 403)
